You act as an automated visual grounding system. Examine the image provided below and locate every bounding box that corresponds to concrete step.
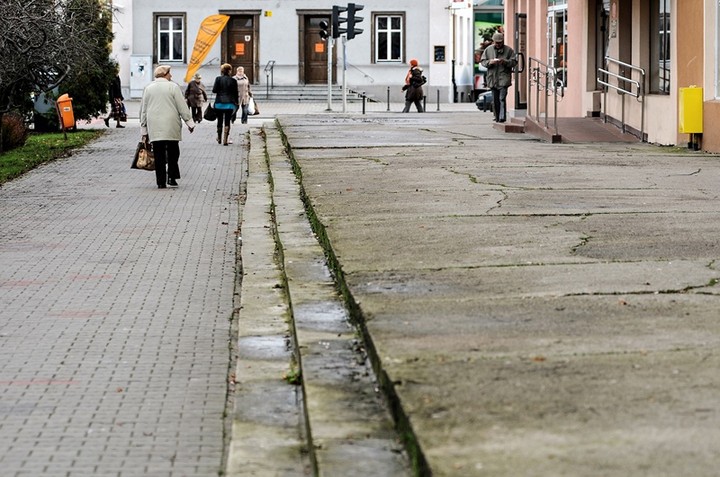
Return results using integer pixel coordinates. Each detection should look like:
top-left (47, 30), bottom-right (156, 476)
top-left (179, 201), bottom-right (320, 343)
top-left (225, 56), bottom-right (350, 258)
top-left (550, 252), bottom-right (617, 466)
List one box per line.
top-left (253, 85), bottom-right (368, 102)
top-left (523, 115), bottom-right (562, 142)
top-left (227, 124), bottom-right (411, 476)
top-left (493, 117), bottom-right (526, 134)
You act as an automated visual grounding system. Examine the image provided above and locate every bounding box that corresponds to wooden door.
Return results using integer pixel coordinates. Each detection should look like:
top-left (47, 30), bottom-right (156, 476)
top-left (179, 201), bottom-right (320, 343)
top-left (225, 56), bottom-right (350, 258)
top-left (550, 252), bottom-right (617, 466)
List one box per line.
top-left (226, 15), bottom-right (256, 83)
top-left (304, 16), bottom-right (330, 84)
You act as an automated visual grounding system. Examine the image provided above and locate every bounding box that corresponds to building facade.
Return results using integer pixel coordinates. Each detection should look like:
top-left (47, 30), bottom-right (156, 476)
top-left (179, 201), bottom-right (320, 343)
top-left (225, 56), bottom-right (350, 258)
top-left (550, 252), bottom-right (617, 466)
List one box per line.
top-left (110, 0), bottom-right (489, 104)
top-left (502, 1), bottom-right (720, 152)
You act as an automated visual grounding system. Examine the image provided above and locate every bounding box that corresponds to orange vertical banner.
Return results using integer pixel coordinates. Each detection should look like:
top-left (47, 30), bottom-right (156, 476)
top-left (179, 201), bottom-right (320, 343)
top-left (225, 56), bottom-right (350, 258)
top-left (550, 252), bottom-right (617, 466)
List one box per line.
top-left (184, 14), bottom-right (230, 82)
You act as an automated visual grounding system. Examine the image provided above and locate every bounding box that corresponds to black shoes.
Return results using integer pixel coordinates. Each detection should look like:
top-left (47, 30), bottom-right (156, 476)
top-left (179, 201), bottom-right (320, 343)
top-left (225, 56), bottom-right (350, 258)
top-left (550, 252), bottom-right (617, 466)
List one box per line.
top-left (104, 118), bottom-right (110, 127)
top-left (168, 178), bottom-right (178, 187)
top-left (116, 124), bottom-right (125, 128)
top-left (158, 184), bottom-right (167, 189)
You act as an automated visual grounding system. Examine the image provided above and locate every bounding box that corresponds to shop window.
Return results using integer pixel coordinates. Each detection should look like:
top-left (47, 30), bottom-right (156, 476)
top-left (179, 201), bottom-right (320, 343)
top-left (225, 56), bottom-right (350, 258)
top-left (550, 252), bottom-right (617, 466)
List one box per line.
top-left (649, 0), bottom-right (670, 94)
top-left (156, 14), bottom-right (185, 63)
top-left (374, 14), bottom-right (404, 62)
top-left (548, 4), bottom-right (568, 87)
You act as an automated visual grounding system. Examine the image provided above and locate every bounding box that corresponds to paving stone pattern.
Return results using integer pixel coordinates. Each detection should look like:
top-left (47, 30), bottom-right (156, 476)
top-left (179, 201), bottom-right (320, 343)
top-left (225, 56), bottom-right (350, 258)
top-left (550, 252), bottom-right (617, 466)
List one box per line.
top-left (0, 126), bottom-right (245, 476)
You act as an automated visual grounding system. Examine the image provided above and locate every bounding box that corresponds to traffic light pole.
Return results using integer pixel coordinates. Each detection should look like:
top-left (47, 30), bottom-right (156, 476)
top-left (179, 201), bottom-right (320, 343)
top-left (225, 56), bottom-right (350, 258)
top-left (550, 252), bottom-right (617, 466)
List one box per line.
top-left (326, 38), bottom-right (333, 112)
top-left (342, 35), bottom-right (347, 113)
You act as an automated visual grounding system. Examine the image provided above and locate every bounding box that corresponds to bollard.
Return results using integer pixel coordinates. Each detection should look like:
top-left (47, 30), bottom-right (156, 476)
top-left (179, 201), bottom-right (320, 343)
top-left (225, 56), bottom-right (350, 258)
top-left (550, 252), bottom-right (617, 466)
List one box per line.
top-left (387, 86), bottom-right (390, 111)
top-left (362, 92), bottom-right (366, 115)
top-left (266, 74), bottom-right (269, 99)
top-left (436, 89), bottom-right (440, 111)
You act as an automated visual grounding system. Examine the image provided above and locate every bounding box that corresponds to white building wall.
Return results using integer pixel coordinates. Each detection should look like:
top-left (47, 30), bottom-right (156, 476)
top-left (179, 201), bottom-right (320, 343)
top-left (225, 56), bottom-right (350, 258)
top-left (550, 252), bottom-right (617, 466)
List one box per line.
top-left (117, 0), bottom-right (474, 103)
top-left (111, 0), bottom-right (133, 98)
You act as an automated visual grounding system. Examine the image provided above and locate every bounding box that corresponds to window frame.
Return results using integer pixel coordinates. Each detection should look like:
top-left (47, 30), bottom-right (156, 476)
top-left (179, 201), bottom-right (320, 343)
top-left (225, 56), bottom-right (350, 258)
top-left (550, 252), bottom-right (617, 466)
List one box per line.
top-left (547, 4), bottom-right (568, 87)
top-left (372, 13), bottom-right (405, 64)
top-left (649, 0), bottom-right (670, 95)
top-left (155, 13), bottom-right (187, 63)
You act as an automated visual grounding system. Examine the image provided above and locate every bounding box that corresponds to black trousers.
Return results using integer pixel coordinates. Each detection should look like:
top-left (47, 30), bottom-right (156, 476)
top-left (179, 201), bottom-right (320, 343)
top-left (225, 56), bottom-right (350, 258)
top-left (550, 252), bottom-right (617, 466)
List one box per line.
top-left (190, 106), bottom-right (202, 123)
top-left (152, 140), bottom-right (180, 187)
top-left (216, 109), bottom-right (233, 129)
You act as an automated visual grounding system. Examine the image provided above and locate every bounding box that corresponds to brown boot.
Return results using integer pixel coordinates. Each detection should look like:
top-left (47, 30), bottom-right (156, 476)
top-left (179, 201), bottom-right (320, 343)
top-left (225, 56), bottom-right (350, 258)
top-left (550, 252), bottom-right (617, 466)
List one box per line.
top-left (223, 126), bottom-right (230, 146)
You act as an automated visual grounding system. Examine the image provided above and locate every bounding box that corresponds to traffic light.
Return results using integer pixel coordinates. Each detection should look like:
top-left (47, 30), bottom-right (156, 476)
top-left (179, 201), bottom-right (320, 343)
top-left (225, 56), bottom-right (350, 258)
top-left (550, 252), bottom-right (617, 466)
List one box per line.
top-left (332, 5), bottom-right (347, 39)
top-left (347, 3), bottom-right (364, 40)
top-left (319, 20), bottom-right (330, 40)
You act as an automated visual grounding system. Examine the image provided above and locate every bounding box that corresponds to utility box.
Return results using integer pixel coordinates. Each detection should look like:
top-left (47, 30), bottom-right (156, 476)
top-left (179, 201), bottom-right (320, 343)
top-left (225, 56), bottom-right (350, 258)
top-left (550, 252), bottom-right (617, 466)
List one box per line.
top-left (56, 93), bottom-right (75, 130)
top-left (678, 86), bottom-right (703, 134)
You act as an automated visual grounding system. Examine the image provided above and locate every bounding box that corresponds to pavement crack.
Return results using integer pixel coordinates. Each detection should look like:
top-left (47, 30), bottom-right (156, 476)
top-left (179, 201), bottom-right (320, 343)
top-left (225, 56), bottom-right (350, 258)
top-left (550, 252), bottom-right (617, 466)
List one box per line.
top-left (668, 168), bottom-right (702, 176)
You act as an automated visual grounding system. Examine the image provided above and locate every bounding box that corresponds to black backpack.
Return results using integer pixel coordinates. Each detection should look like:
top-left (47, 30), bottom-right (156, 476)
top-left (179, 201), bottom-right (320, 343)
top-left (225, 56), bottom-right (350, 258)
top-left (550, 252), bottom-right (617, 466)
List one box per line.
top-left (410, 69), bottom-right (427, 88)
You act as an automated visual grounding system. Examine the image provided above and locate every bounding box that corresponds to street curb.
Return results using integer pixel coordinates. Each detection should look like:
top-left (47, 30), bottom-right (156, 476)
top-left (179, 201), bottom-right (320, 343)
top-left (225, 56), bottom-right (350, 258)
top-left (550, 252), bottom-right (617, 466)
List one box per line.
top-left (264, 123), bottom-right (409, 476)
top-left (273, 120), bottom-right (429, 476)
top-left (226, 128), bottom-right (310, 475)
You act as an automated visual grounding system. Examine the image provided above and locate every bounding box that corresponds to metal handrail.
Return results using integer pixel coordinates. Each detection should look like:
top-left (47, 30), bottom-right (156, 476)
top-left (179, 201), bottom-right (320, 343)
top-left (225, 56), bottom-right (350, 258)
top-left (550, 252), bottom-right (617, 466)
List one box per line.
top-left (346, 62), bottom-right (375, 83)
top-left (597, 56), bottom-right (646, 140)
top-left (264, 60), bottom-right (276, 97)
top-left (528, 57), bottom-right (564, 136)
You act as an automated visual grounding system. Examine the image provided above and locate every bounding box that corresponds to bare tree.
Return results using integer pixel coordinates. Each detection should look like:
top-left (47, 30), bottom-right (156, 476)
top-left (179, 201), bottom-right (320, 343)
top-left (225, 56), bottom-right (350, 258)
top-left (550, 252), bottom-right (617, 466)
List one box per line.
top-left (0, 0), bottom-right (113, 149)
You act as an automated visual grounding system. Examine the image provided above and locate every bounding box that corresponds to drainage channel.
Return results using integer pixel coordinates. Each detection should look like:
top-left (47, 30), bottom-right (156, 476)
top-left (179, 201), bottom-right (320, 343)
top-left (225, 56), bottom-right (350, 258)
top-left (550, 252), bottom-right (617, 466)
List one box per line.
top-left (226, 125), bottom-right (409, 476)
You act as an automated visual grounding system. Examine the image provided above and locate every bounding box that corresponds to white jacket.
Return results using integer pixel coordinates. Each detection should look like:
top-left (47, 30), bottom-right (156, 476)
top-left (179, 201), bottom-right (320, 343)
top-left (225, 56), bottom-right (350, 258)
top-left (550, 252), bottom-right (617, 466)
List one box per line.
top-left (140, 78), bottom-right (194, 141)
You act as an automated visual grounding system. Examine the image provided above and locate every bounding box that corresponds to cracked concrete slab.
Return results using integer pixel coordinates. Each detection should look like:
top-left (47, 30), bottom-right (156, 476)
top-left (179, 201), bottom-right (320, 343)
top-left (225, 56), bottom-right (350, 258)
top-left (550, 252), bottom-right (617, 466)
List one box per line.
top-left (275, 111), bottom-right (720, 476)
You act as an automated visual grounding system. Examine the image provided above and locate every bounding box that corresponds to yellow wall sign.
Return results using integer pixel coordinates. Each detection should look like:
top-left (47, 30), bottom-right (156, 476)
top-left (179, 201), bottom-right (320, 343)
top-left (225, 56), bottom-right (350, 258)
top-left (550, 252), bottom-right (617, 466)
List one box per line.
top-left (264, 11), bottom-right (272, 17)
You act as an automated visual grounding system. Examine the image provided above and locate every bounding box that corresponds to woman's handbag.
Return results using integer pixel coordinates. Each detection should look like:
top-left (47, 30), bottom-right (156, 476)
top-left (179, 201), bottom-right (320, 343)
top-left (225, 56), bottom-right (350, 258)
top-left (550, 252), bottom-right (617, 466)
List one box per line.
top-left (248, 97), bottom-right (260, 116)
top-left (131, 137), bottom-right (155, 171)
top-left (203, 103), bottom-right (217, 121)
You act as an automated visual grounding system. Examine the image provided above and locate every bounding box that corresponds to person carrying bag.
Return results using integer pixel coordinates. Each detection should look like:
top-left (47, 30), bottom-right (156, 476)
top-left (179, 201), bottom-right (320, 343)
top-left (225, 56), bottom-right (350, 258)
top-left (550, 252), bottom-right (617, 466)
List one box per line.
top-left (212, 63), bottom-right (239, 145)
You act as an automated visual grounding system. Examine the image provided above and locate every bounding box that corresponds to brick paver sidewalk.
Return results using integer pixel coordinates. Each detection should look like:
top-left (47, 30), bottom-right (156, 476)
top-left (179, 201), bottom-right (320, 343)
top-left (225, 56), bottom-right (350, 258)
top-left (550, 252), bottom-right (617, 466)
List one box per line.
top-left (0, 123), bottom-right (245, 476)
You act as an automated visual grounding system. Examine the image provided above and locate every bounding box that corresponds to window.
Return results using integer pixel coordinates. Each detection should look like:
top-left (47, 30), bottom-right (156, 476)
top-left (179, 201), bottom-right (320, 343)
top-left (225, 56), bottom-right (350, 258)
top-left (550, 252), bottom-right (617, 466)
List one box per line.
top-left (649, 0), bottom-right (670, 94)
top-left (157, 14), bottom-right (185, 62)
top-left (548, 4), bottom-right (568, 86)
top-left (374, 14), bottom-right (403, 62)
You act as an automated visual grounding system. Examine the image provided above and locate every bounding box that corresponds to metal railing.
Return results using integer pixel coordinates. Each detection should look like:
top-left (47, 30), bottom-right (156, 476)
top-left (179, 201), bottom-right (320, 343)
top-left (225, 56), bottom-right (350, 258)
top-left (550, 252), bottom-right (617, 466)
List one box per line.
top-left (528, 57), bottom-right (564, 136)
top-left (346, 62), bottom-right (375, 83)
top-left (597, 56), bottom-right (645, 140)
top-left (264, 60), bottom-right (276, 98)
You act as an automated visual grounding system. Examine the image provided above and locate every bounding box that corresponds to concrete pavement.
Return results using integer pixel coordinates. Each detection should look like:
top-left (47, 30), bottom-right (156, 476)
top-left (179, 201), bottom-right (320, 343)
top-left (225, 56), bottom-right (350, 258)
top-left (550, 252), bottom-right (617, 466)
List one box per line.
top-left (4, 97), bottom-right (720, 476)
top-left (270, 112), bottom-right (720, 476)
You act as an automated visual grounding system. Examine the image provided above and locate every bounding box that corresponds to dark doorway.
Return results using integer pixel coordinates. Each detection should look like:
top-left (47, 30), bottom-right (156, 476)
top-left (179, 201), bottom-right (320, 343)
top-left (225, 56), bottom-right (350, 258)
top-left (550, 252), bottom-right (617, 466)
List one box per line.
top-left (514, 13), bottom-right (527, 110)
top-left (225, 15), bottom-right (257, 83)
top-left (302, 15), bottom-right (333, 84)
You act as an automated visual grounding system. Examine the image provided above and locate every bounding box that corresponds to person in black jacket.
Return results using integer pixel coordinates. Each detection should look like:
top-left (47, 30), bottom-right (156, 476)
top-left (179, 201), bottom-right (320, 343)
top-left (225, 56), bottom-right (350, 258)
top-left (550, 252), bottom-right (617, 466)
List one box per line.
top-left (104, 72), bottom-right (126, 128)
top-left (402, 59), bottom-right (425, 113)
top-left (211, 63), bottom-right (239, 145)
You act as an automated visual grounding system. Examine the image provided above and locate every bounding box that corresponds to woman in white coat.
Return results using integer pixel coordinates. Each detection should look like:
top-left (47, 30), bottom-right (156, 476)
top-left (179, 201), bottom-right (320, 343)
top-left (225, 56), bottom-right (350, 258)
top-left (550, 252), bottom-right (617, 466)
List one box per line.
top-left (139, 65), bottom-right (195, 189)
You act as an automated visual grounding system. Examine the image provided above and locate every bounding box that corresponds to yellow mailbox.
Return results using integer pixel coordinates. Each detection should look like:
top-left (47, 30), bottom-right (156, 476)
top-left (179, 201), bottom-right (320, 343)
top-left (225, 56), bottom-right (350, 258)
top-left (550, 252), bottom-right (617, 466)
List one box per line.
top-left (678, 86), bottom-right (703, 134)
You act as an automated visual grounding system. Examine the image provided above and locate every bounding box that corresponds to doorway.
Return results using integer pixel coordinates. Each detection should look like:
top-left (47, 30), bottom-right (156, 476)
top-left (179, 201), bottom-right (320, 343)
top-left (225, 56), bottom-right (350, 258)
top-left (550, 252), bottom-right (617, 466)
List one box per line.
top-left (225, 15), bottom-right (258, 83)
top-left (300, 15), bottom-right (335, 84)
top-left (547, 4), bottom-right (568, 87)
top-left (514, 13), bottom-right (527, 110)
